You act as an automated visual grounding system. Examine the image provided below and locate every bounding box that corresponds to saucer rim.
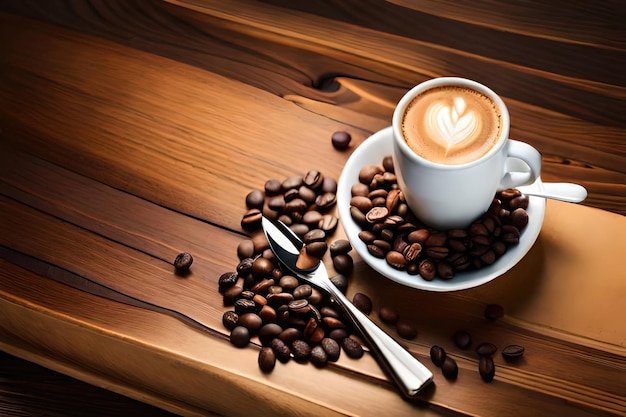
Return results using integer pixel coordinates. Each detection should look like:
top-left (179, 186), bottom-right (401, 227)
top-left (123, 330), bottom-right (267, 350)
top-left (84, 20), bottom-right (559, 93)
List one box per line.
top-left (336, 126), bottom-right (546, 292)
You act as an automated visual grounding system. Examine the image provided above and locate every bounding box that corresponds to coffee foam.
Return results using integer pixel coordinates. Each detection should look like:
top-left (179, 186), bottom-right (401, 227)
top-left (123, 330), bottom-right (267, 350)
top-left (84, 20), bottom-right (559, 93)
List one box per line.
top-left (402, 86), bottom-right (502, 164)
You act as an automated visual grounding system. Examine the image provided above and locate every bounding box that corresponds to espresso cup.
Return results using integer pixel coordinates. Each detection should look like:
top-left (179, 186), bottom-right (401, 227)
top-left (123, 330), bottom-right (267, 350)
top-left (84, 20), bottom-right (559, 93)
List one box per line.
top-left (392, 77), bottom-right (542, 229)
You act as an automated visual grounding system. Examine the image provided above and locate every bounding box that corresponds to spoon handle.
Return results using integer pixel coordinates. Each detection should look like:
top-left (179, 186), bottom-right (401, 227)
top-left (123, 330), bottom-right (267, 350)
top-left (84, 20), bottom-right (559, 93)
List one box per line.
top-left (518, 182), bottom-right (587, 203)
top-left (320, 279), bottom-right (433, 398)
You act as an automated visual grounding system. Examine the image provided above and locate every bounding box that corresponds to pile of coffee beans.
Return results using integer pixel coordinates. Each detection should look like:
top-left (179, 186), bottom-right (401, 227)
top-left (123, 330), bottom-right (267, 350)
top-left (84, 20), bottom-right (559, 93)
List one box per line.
top-left (349, 155), bottom-right (530, 280)
top-left (241, 169), bottom-right (339, 239)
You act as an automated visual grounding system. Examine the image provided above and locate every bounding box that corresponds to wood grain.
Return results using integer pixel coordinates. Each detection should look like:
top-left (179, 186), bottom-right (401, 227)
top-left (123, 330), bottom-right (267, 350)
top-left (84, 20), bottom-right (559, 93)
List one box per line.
top-left (0, 1), bottom-right (625, 416)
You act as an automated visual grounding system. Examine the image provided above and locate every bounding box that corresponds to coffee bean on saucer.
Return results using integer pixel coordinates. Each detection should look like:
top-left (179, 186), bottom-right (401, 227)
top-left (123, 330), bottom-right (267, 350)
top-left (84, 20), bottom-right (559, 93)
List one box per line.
top-left (453, 329), bottom-right (472, 349)
top-left (331, 131), bottom-right (351, 150)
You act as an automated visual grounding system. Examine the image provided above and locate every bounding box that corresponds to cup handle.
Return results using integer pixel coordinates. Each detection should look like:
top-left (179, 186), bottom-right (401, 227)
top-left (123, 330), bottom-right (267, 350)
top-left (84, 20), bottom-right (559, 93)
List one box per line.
top-left (499, 139), bottom-right (542, 190)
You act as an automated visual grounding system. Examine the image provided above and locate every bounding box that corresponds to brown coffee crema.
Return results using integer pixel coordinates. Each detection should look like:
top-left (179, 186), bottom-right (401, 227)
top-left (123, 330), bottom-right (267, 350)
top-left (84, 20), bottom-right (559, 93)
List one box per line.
top-left (401, 86), bottom-right (502, 165)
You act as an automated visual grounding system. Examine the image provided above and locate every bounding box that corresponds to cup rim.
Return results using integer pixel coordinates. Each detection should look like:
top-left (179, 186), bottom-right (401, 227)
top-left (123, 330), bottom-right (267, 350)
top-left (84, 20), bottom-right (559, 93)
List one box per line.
top-left (392, 77), bottom-right (510, 169)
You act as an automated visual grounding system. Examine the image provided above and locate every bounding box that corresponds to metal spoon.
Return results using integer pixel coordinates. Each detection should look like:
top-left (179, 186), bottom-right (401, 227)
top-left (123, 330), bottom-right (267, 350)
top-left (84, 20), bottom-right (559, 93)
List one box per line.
top-left (517, 182), bottom-right (587, 203)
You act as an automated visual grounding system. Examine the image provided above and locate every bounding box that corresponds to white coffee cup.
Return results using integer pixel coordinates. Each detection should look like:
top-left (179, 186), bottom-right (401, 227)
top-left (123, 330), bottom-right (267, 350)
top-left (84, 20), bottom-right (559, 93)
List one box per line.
top-left (392, 77), bottom-right (542, 229)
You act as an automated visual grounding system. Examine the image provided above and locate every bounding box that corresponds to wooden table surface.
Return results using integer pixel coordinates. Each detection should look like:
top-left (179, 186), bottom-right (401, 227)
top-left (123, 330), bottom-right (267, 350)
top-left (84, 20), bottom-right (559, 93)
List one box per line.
top-left (1, 1), bottom-right (625, 416)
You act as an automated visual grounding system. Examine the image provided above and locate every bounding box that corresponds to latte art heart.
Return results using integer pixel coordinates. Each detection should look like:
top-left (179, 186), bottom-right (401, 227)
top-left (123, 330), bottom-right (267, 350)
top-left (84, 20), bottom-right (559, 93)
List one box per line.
top-left (426, 97), bottom-right (480, 153)
top-left (401, 86), bottom-right (502, 165)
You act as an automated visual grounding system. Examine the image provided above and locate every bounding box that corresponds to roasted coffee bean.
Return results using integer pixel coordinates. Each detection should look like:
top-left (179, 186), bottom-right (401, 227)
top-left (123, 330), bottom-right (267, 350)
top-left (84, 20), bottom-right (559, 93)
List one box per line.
top-left (328, 274), bottom-right (348, 293)
top-left (378, 306), bottom-right (399, 325)
top-left (321, 337), bottom-right (341, 362)
top-left (236, 257), bottom-right (254, 277)
top-left (238, 312), bottom-right (263, 333)
top-left (222, 311), bottom-right (239, 330)
top-left (453, 329), bottom-right (472, 349)
top-left (281, 175), bottom-right (303, 191)
top-left (237, 240), bottom-right (256, 260)
top-left (234, 298), bottom-right (257, 315)
top-left (268, 195), bottom-right (286, 211)
top-left (307, 288), bottom-right (324, 304)
top-left (441, 356), bottom-right (458, 380)
top-left (484, 303), bottom-right (505, 321)
top-left (430, 345), bottom-right (446, 367)
top-left (293, 284), bottom-right (313, 300)
top-left (350, 205), bottom-right (368, 226)
top-left (323, 316), bottom-right (345, 329)
top-left (502, 344), bottom-right (525, 362)
top-left (342, 336), bottom-right (364, 359)
top-left (230, 326), bottom-right (250, 348)
top-left (279, 275), bottom-right (299, 291)
top-left (310, 345), bottom-right (328, 367)
top-left (352, 293), bottom-right (373, 315)
top-left (270, 338), bottom-right (292, 363)
top-left (218, 271), bottom-right (239, 293)
top-left (329, 328), bottom-right (348, 342)
top-left (396, 320), bottom-right (418, 340)
top-left (331, 131), bottom-right (351, 150)
top-left (350, 196), bottom-right (373, 213)
top-left (329, 239), bottom-right (352, 257)
top-left (303, 169), bottom-right (324, 189)
top-left (499, 188), bottom-right (521, 201)
top-left (426, 246), bottom-right (449, 259)
top-left (303, 229), bottom-right (326, 243)
top-left (264, 179), bottom-right (283, 196)
top-left (222, 284), bottom-right (243, 305)
top-left (245, 189), bottom-right (265, 209)
top-left (359, 164), bottom-right (385, 185)
top-left (174, 252), bottom-right (193, 273)
top-left (509, 194), bottom-right (530, 210)
top-left (315, 192), bottom-right (337, 210)
top-left (251, 278), bottom-right (275, 295)
top-left (278, 327), bottom-right (302, 345)
top-left (290, 223), bottom-right (310, 237)
top-left (306, 241), bottom-right (328, 258)
top-left (288, 299), bottom-right (310, 314)
top-left (318, 214), bottom-right (338, 232)
top-left (418, 259), bottom-right (436, 281)
top-left (367, 244), bottom-right (385, 258)
top-left (386, 250), bottom-right (407, 270)
top-left (501, 225), bottom-right (521, 245)
top-left (510, 208), bottom-right (529, 230)
top-left (258, 347), bottom-right (276, 373)
top-left (408, 229), bottom-right (430, 243)
top-left (302, 210), bottom-right (323, 226)
top-left (291, 340), bottom-right (312, 362)
top-left (437, 261), bottom-right (454, 280)
top-left (476, 342), bottom-right (498, 357)
top-left (259, 305), bottom-right (277, 323)
top-left (284, 198), bottom-right (308, 213)
top-left (252, 257), bottom-right (274, 279)
top-left (479, 356), bottom-right (495, 382)
top-left (266, 292), bottom-right (295, 307)
top-left (403, 243), bottom-right (422, 262)
top-left (366, 206), bottom-right (389, 223)
top-left (333, 254), bottom-right (354, 275)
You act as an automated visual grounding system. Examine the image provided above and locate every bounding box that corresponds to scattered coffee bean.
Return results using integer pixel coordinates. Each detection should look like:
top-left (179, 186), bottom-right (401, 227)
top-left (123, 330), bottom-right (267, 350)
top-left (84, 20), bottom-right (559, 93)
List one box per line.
top-left (333, 254), bottom-right (354, 275)
top-left (430, 345), bottom-right (446, 367)
top-left (218, 271), bottom-right (239, 293)
top-left (329, 239), bottom-right (353, 257)
top-left (174, 252), bottom-right (193, 273)
top-left (502, 344), bottom-right (525, 362)
top-left (378, 306), bottom-right (399, 325)
top-left (331, 131), bottom-right (351, 150)
top-left (479, 356), bottom-right (495, 382)
top-left (441, 356), bottom-right (458, 380)
top-left (258, 347), bottom-right (276, 373)
top-left (229, 326), bottom-right (250, 348)
top-left (329, 274), bottom-right (348, 293)
top-left (475, 342), bottom-right (498, 357)
top-left (352, 293), bottom-right (373, 315)
top-left (453, 329), bottom-right (472, 349)
top-left (342, 336), bottom-right (364, 359)
top-left (396, 320), bottom-right (418, 340)
top-left (238, 313), bottom-right (263, 333)
top-left (484, 303), bottom-right (505, 320)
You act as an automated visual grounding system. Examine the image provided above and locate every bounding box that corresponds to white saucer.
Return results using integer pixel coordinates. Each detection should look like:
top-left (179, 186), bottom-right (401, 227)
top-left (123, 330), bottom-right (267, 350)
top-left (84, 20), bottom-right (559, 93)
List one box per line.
top-left (337, 127), bottom-right (546, 292)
